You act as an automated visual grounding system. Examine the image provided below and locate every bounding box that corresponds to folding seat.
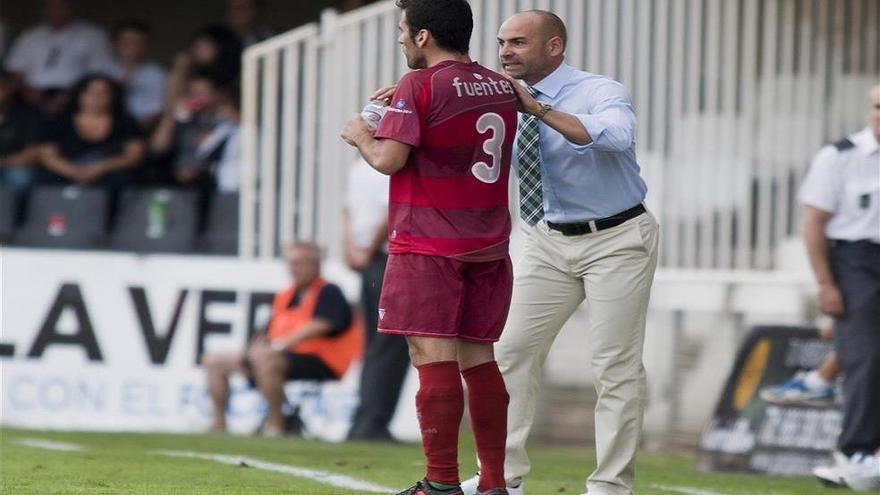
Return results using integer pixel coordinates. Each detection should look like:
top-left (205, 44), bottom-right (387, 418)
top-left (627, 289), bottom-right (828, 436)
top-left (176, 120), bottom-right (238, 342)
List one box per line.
top-left (109, 187), bottom-right (198, 253)
top-left (13, 185), bottom-right (107, 249)
top-left (199, 192), bottom-right (239, 255)
top-left (0, 187), bottom-right (15, 243)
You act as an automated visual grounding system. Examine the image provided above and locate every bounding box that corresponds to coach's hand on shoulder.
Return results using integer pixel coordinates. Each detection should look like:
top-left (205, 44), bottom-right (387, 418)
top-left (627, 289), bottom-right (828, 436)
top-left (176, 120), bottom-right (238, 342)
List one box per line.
top-left (370, 84), bottom-right (397, 102)
top-left (502, 75), bottom-right (538, 115)
top-left (341, 114), bottom-right (374, 147)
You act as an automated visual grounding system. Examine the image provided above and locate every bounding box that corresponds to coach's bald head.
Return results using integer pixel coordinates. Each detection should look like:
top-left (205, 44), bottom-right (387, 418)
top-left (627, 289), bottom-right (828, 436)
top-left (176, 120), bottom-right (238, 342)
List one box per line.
top-left (498, 10), bottom-right (567, 85)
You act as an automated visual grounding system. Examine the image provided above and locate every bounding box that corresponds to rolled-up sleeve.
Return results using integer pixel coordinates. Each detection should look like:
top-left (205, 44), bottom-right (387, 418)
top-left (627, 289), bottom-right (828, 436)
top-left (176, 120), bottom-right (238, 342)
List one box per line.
top-left (798, 146), bottom-right (841, 213)
top-left (571, 80), bottom-right (636, 153)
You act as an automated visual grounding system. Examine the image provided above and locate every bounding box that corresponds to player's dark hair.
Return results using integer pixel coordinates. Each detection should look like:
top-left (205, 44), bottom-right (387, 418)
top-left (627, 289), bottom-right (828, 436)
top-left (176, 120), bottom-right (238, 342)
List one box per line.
top-left (396, 0), bottom-right (473, 55)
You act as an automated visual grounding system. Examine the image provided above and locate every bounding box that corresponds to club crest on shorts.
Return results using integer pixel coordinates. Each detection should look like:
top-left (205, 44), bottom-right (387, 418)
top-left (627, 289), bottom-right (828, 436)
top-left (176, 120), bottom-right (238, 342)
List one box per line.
top-left (378, 308), bottom-right (386, 320)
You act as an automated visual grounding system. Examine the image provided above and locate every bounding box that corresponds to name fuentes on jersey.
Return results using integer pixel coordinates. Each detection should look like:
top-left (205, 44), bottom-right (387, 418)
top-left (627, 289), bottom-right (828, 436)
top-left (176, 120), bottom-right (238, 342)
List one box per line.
top-left (452, 76), bottom-right (515, 98)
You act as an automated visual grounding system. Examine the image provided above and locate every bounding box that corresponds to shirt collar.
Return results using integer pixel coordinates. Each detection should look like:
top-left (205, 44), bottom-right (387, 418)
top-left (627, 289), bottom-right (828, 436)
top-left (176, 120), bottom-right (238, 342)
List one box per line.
top-left (530, 62), bottom-right (574, 99)
top-left (853, 127), bottom-right (880, 157)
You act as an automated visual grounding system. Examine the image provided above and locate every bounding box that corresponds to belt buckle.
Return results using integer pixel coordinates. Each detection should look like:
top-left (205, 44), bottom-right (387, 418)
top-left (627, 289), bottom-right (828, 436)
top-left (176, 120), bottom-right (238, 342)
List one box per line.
top-left (562, 223), bottom-right (591, 236)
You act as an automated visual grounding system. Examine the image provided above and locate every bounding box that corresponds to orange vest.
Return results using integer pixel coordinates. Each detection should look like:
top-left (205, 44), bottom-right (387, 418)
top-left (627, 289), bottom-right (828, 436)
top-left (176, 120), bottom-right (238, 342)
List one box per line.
top-left (267, 278), bottom-right (363, 377)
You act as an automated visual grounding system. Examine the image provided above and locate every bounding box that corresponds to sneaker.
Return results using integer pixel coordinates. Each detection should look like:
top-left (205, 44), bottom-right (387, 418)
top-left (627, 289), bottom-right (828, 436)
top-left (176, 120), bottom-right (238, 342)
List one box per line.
top-left (461, 475), bottom-right (522, 495)
top-left (813, 450), bottom-right (850, 487)
top-left (842, 454), bottom-right (880, 492)
top-left (813, 464), bottom-right (847, 487)
top-left (759, 372), bottom-right (835, 406)
top-left (397, 479), bottom-right (464, 495)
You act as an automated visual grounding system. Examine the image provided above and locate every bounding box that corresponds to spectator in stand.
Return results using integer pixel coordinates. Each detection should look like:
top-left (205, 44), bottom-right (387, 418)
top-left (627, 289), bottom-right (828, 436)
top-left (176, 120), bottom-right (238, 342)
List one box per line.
top-left (0, 69), bottom-right (44, 191)
top-left (39, 74), bottom-right (145, 187)
top-left (343, 157), bottom-right (411, 442)
top-left (225, 0), bottom-right (276, 48)
top-left (201, 242), bottom-right (363, 435)
top-left (163, 26), bottom-right (241, 115)
top-left (99, 20), bottom-right (166, 130)
top-left (4, 0), bottom-right (111, 115)
top-left (150, 69), bottom-right (235, 190)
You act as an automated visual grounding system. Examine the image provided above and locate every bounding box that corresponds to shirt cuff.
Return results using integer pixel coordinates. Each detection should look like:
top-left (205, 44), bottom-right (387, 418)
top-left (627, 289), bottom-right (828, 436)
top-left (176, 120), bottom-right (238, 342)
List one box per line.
top-left (572, 114), bottom-right (606, 151)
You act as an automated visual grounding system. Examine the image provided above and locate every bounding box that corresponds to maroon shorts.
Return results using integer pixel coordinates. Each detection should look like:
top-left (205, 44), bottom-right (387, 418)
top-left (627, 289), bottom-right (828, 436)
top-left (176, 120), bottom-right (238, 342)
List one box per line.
top-left (377, 253), bottom-right (513, 342)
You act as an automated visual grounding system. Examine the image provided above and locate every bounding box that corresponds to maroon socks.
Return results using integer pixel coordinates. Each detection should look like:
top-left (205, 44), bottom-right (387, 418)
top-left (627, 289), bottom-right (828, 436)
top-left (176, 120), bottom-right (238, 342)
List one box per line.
top-left (462, 361), bottom-right (509, 491)
top-left (416, 361), bottom-right (464, 485)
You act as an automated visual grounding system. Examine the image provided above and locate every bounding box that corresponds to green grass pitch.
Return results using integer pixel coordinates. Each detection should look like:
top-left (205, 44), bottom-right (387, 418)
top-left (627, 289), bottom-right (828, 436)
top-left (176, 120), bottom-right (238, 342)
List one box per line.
top-left (0, 428), bottom-right (835, 494)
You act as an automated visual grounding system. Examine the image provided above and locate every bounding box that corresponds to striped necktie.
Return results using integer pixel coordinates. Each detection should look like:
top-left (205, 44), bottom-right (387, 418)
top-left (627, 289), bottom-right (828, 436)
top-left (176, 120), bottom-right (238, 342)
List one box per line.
top-left (516, 86), bottom-right (544, 226)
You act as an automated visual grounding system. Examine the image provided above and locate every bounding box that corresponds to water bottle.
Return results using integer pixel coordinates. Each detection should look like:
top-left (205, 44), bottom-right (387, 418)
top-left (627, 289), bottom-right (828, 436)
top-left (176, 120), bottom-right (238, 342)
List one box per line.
top-left (146, 191), bottom-right (170, 239)
top-left (360, 99), bottom-right (389, 129)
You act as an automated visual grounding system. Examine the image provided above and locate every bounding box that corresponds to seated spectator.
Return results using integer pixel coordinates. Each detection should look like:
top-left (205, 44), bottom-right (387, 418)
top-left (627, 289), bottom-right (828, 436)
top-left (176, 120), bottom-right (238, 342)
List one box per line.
top-left (202, 242), bottom-right (363, 435)
top-left (163, 25), bottom-right (241, 112)
top-left (0, 69), bottom-right (44, 191)
top-left (225, 0), bottom-right (277, 47)
top-left (150, 69), bottom-right (237, 189)
top-left (99, 20), bottom-right (166, 129)
top-left (39, 74), bottom-right (145, 187)
top-left (4, 0), bottom-right (111, 115)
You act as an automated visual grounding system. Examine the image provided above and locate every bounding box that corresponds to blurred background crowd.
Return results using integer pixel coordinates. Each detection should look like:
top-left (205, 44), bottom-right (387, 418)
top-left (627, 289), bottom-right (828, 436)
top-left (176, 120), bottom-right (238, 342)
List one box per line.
top-left (0, 0), bottom-right (379, 251)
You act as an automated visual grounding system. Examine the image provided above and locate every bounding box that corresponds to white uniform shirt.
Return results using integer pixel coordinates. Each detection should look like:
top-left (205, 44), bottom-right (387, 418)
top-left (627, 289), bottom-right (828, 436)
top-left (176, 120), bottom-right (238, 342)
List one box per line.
top-left (799, 127), bottom-right (880, 243)
top-left (4, 20), bottom-right (111, 90)
top-left (345, 158), bottom-right (389, 250)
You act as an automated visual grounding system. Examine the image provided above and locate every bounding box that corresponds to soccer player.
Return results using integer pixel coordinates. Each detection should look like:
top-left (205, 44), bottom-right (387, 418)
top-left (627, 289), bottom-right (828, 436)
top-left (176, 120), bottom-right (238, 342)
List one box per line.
top-left (340, 1), bottom-right (517, 494)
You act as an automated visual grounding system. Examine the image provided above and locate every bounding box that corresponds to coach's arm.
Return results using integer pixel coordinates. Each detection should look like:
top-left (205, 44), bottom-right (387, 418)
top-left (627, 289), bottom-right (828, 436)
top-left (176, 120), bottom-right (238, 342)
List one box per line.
top-left (341, 115), bottom-right (411, 175)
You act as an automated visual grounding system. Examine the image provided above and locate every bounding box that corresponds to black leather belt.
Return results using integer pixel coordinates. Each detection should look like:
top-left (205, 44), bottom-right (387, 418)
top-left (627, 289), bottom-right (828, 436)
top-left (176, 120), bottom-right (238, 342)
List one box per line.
top-left (547, 204), bottom-right (646, 236)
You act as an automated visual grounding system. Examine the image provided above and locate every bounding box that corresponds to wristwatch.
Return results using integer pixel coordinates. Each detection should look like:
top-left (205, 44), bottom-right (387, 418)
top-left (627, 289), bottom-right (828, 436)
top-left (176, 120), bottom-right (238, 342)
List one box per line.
top-left (533, 102), bottom-right (552, 120)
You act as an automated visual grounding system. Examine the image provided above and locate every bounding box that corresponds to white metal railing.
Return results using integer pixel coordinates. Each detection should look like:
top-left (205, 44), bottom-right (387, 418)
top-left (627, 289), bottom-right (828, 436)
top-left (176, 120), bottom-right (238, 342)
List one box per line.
top-left (240, 0), bottom-right (879, 269)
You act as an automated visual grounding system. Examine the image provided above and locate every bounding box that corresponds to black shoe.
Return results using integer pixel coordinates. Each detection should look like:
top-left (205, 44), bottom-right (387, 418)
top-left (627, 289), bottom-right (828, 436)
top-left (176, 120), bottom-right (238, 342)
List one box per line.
top-left (397, 479), bottom-right (463, 495)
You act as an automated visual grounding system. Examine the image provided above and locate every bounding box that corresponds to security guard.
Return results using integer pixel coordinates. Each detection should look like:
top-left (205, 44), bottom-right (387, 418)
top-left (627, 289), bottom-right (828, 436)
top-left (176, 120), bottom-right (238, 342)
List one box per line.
top-left (798, 84), bottom-right (880, 466)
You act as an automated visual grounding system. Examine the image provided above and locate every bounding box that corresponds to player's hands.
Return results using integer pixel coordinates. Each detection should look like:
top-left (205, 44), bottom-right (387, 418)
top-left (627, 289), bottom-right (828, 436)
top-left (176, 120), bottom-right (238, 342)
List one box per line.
top-left (341, 114), bottom-right (373, 146)
top-left (502, 75), bottom-right (541, 115)
top-left (818, 283), bottom-right (845, 318)
top-left (370, 85), bottom-right (397, 102)
top-left (818, 321), bottom-right (835, 342)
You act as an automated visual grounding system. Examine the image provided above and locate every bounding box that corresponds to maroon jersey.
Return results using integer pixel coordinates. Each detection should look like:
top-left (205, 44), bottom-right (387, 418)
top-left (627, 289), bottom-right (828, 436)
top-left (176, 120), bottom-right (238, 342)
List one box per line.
top-left (375, 60), bottom-right (517, 261)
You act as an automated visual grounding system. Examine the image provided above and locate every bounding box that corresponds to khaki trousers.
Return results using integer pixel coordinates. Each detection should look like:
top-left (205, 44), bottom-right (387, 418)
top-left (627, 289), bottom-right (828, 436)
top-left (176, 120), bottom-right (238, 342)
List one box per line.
top-left (497, 209), bottom-right (659, 495)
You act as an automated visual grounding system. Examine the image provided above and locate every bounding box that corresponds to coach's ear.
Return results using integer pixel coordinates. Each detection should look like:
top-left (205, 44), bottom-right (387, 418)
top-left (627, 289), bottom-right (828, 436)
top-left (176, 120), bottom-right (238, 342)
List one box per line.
top-left (547, 35), bottom-right (564, 57)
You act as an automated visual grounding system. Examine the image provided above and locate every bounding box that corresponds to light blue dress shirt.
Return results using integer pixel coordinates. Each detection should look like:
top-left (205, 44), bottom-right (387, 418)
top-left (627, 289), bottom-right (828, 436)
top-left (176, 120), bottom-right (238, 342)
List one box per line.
top-left (514, 62), bottom-right (647, 222)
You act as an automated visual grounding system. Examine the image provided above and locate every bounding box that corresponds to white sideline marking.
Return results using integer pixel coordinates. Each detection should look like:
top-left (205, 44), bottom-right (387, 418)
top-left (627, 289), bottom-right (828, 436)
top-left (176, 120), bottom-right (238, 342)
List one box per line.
top-left (651, 485), bottom-right (729, 495)
top-left (156, 450), bottom-right (396, 493)
top-left (16, 438), bottom-right (85, 452)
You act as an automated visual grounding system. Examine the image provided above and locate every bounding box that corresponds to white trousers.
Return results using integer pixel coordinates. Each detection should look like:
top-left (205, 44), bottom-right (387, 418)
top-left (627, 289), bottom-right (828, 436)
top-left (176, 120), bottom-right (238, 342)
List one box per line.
top-left (497, 210), bottom-right (659, 495)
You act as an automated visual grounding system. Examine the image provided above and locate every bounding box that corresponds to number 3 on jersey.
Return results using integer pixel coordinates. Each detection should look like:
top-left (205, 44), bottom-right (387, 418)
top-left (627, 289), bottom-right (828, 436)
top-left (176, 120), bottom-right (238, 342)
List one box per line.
top-left (471, 112), bottom-right (506, 184)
